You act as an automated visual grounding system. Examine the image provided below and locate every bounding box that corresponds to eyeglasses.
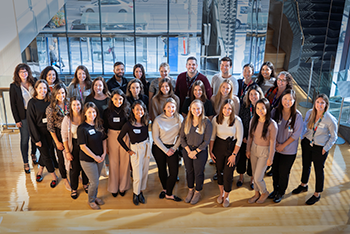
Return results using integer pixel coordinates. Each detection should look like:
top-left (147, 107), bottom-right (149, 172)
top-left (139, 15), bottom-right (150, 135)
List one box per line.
top-left (19, 70), bottom-right (28, 74)
top-left (277, 78), bottom-right (287, 82)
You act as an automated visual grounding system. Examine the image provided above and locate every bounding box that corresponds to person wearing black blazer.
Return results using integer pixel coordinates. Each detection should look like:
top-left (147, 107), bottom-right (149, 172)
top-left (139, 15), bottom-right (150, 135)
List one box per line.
top-left (9, 63), bottom-right (38, 173)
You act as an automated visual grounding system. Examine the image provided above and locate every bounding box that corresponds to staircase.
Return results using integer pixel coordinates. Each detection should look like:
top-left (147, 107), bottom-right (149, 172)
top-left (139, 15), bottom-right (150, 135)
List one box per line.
top-left (264, 27), bottom-right (286, 73)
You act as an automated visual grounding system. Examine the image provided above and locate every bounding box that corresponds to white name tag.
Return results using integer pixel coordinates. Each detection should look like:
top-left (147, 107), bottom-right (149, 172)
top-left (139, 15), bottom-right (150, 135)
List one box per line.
top-left (83, 90), bottom-right (90, 96)
top-left (133, 129), bottom-right (141, 134)
top-left (113, 117), bottom-right (120, 123)
top-left (318, 123), bottom-right (325, 128)
top-left (88, 129), bottom-right (96, 135)
top-left (42, 118), bottom-right (47, 123)
top-left (195, 127), bottom-right (200, 133)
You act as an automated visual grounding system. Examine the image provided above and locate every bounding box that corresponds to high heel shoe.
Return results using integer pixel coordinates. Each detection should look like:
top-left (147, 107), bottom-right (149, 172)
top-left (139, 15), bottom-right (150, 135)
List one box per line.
top-left (31, 154), bottom-right (38, 165)
top-left (24, 163), bottom-right (30, 174)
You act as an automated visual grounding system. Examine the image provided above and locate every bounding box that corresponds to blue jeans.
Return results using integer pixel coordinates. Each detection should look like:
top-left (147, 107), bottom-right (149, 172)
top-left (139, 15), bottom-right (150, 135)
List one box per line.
top-left (19, 119), bottom-right (36, 164)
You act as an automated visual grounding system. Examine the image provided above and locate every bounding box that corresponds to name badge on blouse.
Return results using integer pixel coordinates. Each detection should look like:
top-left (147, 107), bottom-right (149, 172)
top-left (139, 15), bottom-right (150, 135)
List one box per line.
top-left (195, 127), bottom-right (200, 133)
top-left (133, 129), bottom-right (141, 134)
top-left (288, 126), bottom-right (293, 133)
top-left (318, 123), bottom-right (325, 128)
top-left (88, 129), bottom-right (96, 135)
top-left (42, 118), bottom-right (47, 123)
top-left (83, 90), bottom-right (90, 96)
top-left (113, 117), bottom-right (120, 123)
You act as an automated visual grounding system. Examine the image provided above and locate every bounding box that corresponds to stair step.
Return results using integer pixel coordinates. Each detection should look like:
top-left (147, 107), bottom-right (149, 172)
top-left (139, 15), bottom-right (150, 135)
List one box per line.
top-left (266, 29), bottom-right (274, 45)
top-left (264, 44), bottom-right (286, 69)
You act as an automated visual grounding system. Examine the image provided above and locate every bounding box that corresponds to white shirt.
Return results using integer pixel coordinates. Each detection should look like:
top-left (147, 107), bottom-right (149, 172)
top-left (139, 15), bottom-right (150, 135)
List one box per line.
top-left (211, 73), bottom-right (239, 96)
top-left (21, 84), bottom-right (34, 109)
top-left (71, 123), bottom-right (78, 139)
top-left (261, 78), bottom-right (276, 94)
top-left (211, 115), bottom-right (244, 147)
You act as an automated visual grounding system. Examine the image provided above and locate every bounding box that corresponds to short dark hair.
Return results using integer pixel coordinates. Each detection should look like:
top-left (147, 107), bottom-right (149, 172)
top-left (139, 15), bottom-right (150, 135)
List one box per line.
top-left (114, 62), bottom-right (124, 68)
top-left (243, 63), bottom-right (254, 73)
top-left (221, 57), bottom-right (232, 66)
top-left (186, 57), bottom-right (197, 63)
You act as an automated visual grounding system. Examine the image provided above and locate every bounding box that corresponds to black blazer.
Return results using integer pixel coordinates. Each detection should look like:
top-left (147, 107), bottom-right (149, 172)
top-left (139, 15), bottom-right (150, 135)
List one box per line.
top-left (9, 79), bottom-right (36, 123)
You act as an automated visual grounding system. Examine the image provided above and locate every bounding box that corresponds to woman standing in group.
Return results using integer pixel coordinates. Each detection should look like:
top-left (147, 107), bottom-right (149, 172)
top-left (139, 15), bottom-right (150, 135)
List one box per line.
top-left (265, 71), bottom-right (293, 110)
top-left (62, 97), bottom-right (89, 199)
top-left (246, 98), bottom-right (277, 204)
top-left (103, 89), bottom-right (131, 198)
top-left (10, 64), bottom-right (38, 173)
top-left (268, 89), bottom-right (303, 203)
top-left (118, 100), bottom-right (151, 206)
top-left (236, 85), bottom-right (264, 189)
top-left (39, 66), bottom-right (61, 91)
top-left (67, 65), bottom-right (92, 102)
top-left (237, 64), bottom-right (256, 102)
top-left (126, 79), bottom-right (149, 109)
top-left (150, 77), bottom-right (180, 121)
top-left (180, 99), bottom-right (213, 205)
top-left (152, 98), bottom-right (184, 202)
top-left (211, 80), bottom-right (240, 116)
top-left (181, 80), bottom-right (214, 120)
top-left (133, 64), bottom-right (150, 96)
top-left (149, 63), bottom-right (175, 105)
top-left (292, 94), bottom-right (337, 205)
top-left (256, 61), bottom-right (276, 94)
top-left (85, 77), bottom-right (110, 116)
top-left (209, 99), bottom-right (243, 207)
top-left (27, 80), bottom-right (58, 186)
top-left (78, 102), bottom-right (107, 210)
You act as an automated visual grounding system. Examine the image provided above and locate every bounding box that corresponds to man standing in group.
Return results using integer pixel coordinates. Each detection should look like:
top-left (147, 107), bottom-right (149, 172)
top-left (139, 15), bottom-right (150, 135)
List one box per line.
top-left (175, 57), bottom-right (212, 108)
top-left (107, 62), bottom-right (128, 94)
top-left (211, 57), bottom-right (238, 96)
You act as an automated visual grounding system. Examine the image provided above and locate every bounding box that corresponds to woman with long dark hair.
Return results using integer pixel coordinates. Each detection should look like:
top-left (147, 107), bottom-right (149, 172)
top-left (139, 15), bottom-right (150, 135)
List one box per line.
top-left (133, 64), bottom-right (150, 96)
top-left (10, 63), bottom-right (37, 173)
top-left (256, 61), bottom-right (276, 94)
top-left (39, 66), bottom-right (61, 91)
top-left (265, 71), bottom-right (293, 110)
top-left (180, 99), bottom-right (213, 205)
top-left (103, 89), bottom-right (131, 198)
top-left (27, 80), bottom-right (58, 186)
top-left (246, 98), bottom-right (277, 204)
top-left (152, 98), bottom-right (184, 202)
top-left (126, 79), bottom-right (149, 109)
top-left (46, 83), bottom-right (70, 190)
top-left (78, 102), bottom-right (107, 209)
top-left (236, 85), bottom-right (264, 189)
top-left (268, 89), bottom-right (303, 203)
top-left (85, 77), bottom-right (110, 116)
top-left (292, 94), bottom-right (337, 205)
top-left (62, 97), bottom-right (89, 199)
top-left (67, 65), bottom-right (92, 102)
top-left (209, 99), bottom-right (243, 207)
top-left (118, 100), bottom-right (151, 206)
top-left (150, 77), bottom-right (180, 120)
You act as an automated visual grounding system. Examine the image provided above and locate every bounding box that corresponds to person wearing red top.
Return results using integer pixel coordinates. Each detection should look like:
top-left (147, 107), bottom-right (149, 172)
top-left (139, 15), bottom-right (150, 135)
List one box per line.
top-left (175, 57), bottom-right (212, 108)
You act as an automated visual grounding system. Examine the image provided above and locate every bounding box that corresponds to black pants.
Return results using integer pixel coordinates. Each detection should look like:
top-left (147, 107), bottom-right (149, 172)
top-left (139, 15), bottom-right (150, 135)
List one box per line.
top-left (213, 137), bottom-right (239, 193)
top-left (183, 146), bottom-right (208, 191)
top-left (70, 139), bottom-right (89, 190)
top-left (272, 152), bottom-right (296, 195)
top-left (54, 128), bottom-right (67, 179)
top-left (301, 138), bottom-right (329, 193)
top-left (38, 127), bottom-right (55, 173)
top-left (152, 144), bottom-right (179, 196)
top-left (236, 142), bottom-right (252, 176)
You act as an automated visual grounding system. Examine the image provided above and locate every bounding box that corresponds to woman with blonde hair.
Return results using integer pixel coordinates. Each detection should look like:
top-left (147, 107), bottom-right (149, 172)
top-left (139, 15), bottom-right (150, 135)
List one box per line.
top-left (211, 79), bottom-right (240, 116)
top-left (180, 99), bottom-right (213, 205)
top-left (292, 94), bottom-right (337, 205)
top-left (150, 77), bottom-right (180, 120)
top-left (152, 98), bottom-right (184, 201)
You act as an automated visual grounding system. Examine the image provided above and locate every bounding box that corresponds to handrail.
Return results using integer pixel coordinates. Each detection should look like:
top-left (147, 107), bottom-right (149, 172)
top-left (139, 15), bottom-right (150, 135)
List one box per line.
top-left (0, 87), bottom-right (12, 130)
top-left (294, 0), bottom-right (305, 46)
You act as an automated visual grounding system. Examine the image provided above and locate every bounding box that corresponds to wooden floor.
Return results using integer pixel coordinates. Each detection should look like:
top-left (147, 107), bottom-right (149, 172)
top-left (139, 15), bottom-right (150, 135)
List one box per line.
top-left (1, 84), bottom-right (350, 233)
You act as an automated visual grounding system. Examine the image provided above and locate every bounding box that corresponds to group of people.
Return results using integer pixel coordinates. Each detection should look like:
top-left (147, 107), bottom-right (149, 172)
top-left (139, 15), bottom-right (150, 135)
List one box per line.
top-left (9, 56), bottom-right (338, 209)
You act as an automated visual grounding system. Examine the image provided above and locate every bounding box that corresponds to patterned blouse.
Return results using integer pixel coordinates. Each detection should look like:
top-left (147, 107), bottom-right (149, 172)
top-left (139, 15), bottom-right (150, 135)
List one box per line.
top-left (46, 102), bottom-right (69, 132)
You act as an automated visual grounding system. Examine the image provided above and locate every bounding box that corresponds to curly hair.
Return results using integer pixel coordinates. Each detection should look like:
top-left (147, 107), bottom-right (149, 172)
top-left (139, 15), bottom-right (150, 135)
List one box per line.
top-left (13, 63), bottom-right (35, 87)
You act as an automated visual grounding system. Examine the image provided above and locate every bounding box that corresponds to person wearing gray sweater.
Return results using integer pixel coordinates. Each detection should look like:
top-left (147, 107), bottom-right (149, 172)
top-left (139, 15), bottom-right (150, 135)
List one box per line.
top-left (152, 98), bottom-right (184, 202)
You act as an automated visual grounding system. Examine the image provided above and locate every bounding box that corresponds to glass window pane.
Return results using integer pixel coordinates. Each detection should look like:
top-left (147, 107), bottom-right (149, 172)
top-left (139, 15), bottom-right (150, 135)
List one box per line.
top-left (101, 0), bottom-right (133, 33)
top-left (81, 37), bottom-right (93, 72)
top-left (135, 1), bottom-right (166, 33)
top-left (69, 37), bottom-right (82, 71)
top-left (169, 0), bottom-right (202, 33)
top-left (40, 6), bottom-right (66, 33)
top-left (57, 37), bottom-right (69, 75)
top-left (37, 36), bottom-right (48, 71)
top-left (172, 35), bottom-right (201, 73)
top-left (67, 0), bottom-right (100, 32)
top-left (91, 37), bottom-right (103, 74)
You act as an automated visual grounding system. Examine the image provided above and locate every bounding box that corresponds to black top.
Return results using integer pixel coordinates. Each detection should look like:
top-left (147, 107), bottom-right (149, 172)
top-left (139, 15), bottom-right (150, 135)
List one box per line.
top-left (85, 96), bottom-right (110, 117)
top-left (107, 75), bottom-right (128, 94)
top-left (126, 94), bottom-right (149, 109)
top-left (103, 107), bottom-right (128, 132)
top-left (27, 98), bottom-right (50, 143)
top-left (239, 102), bottom-right (254, 139)
top-left (181, 97), bottom-right (215, 117)
top-left (118, 121), bottom-right (148, 152)
top-left (9, 80), bottom-right (36, 123)
top-left (237, 79), bottom-right (257, 101)
top-left (77, 122), bottom-right (107, 162)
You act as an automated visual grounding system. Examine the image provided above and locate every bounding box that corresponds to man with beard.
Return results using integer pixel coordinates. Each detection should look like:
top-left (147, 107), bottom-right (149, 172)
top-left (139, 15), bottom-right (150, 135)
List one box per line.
top-left (175, 57), bottom-right (212, 109)
top-left (211, 57), bottom-right (238, 96)
top-left (107, 62), bottom-right (128, 94)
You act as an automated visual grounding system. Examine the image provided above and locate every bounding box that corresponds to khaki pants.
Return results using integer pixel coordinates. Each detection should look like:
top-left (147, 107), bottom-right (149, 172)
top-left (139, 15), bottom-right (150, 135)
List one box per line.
top-left (130, 139), bottom-right (151, 195)
top-left (107, 129), bottom-right (131, 193)
top-left (250, 141), bottom-right (270, 194)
